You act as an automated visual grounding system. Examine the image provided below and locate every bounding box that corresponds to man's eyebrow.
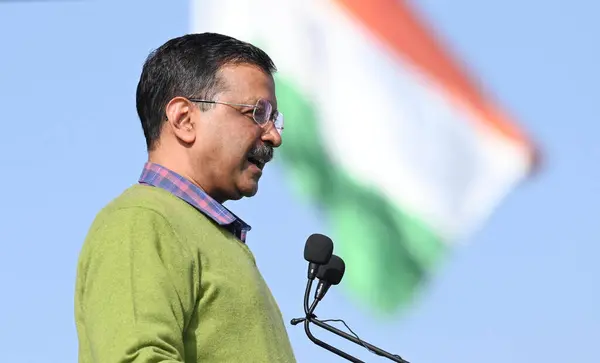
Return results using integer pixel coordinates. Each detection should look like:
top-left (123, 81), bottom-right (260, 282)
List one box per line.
top-left (240, 97), bottom-right (276, 107)
top-left (239, 98), bottom-right (256, 105)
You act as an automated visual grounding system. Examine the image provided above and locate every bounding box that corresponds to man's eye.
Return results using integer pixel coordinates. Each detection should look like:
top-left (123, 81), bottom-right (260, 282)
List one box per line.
top-left (254, 107), bottom-right (267, 119)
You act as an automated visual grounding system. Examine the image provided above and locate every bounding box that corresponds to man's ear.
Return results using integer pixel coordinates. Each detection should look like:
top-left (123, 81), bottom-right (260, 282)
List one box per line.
top-left (165, 97), bottom-right (196, 144)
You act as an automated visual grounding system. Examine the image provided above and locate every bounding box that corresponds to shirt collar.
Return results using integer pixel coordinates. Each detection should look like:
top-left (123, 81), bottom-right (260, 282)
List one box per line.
top-left (138, 162), bottom-right (251, 242)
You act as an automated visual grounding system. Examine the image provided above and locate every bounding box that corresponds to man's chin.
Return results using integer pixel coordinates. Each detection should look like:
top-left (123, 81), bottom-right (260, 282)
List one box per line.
top-left (233, 178), bottom-right (259, 199)
top-left (240, 184), bottom-right (259, 198)
top-left (233, 168), bottom-right (262, 199)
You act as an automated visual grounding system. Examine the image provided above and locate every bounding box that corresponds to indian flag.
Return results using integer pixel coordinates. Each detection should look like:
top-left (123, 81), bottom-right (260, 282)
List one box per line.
top-left (191, 0), bottom-right (538, 314)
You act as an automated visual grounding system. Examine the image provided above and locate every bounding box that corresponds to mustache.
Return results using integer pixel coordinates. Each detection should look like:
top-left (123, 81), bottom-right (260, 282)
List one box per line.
top-left (247, 143), bottom-right (274, 163)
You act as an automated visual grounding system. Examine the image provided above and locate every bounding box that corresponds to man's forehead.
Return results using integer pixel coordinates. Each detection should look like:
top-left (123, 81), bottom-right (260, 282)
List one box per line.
top-left (217, 63), bottom-right (274, 85)
top-left (217, 64), bottom-right (277, 105)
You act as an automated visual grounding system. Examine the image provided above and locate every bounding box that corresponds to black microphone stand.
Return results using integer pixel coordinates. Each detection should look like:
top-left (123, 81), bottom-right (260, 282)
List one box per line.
top-left (293, 279), bottom-right (366, 363)
top-left (291, 279), bottom-right (410, 363)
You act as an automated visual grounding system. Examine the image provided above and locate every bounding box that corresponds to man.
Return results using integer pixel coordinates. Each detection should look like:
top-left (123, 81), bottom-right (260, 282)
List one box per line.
top-left (74, 33), bottom-right (296, 363)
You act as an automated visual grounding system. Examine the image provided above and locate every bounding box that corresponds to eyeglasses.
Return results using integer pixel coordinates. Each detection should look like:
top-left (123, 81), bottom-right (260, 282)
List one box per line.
top-left (188, 98), bottom-right (284, 134)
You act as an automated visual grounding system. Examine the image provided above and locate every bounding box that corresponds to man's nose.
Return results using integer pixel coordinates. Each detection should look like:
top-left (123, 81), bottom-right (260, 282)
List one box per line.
top-left (261, 122), bottom-right (282, 147)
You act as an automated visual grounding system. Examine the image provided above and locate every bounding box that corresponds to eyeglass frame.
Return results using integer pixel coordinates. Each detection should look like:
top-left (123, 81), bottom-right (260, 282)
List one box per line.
top-left (187, 98), bottom-right (284, 134)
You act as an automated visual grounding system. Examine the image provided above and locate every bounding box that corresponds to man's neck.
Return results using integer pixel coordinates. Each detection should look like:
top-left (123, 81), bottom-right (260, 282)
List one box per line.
top-left (146, 154), bottom-right (226, 203)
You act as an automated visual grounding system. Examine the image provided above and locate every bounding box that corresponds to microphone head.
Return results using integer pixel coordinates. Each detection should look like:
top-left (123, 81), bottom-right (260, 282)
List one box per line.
top-left (316, 254), bottom-right (345, 285)
top-left (304, 233), bottom-right (334, 265)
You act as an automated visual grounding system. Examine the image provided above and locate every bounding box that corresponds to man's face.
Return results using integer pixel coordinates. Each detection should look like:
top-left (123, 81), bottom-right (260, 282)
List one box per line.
top-left (192, 63), bottom-right (282, 202)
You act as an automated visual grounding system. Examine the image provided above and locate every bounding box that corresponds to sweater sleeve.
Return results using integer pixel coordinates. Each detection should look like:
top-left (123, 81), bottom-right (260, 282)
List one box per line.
top-left (77, 207), bottom-right (197, 363)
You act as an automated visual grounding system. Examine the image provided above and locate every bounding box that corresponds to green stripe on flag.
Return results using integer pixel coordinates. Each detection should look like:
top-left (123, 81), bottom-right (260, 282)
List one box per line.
top-left (275, 75), bottom-right (448, 314)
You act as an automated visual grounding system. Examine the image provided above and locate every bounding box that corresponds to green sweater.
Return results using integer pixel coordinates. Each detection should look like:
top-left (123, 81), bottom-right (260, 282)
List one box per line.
top-left (75, 184), bottom-right (296, 363)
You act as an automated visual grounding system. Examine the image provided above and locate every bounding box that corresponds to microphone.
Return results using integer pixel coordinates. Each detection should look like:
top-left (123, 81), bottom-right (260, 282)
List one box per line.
top-left (309, 255), bottom-right (345, 315)
top-left (301, 234), bottom-right (334, 315)
top-left (314, 255), bottom-right (345, 301)
top-left (304, 233), bottom-right (334, 280)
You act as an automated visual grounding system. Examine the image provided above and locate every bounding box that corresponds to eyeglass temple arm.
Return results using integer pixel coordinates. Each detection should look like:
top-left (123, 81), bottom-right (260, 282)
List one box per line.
top-left (188, 99), bottom-right (256, 108)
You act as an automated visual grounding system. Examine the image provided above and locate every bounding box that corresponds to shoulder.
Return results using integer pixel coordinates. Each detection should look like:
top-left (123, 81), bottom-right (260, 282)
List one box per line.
top-left (105, 184), bottom-right (191, 215)
top-left (81, 184), bottom-right (221, 255)
top-left (80, 186), bottom-right (188, 256)
top-left (89, 184), bottom-right (205, 230)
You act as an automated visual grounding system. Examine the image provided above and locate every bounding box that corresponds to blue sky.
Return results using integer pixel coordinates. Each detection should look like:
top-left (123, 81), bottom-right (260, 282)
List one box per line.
top-left (0, 0), bottom-right (597, 362)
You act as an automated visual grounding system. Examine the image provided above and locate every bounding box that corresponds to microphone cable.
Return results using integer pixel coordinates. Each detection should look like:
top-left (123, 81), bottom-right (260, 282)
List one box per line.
top-left (319, 317), bottom-right (410, 363)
